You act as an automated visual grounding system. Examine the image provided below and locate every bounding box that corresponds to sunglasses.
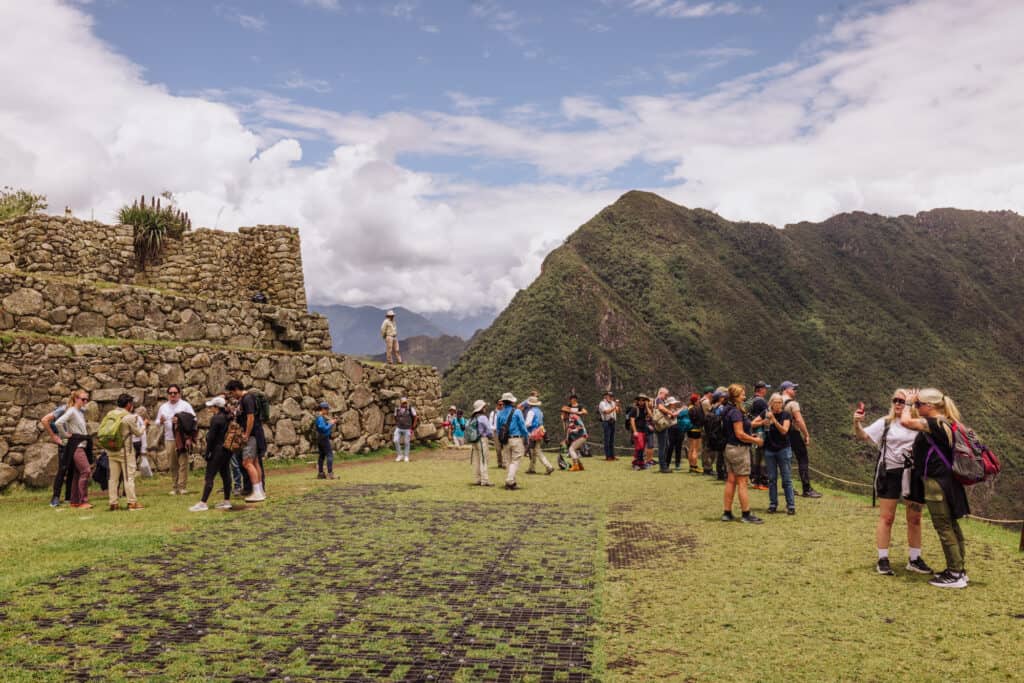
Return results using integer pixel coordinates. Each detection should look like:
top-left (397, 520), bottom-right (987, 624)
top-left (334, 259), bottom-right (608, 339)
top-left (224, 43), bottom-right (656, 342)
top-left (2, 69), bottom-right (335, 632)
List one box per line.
top-left (913, 401), bottom-right (926, 408)
top-left (891, 398), bottom-right (906, 405)
top-left (168, 391), bottom-right (179, 395)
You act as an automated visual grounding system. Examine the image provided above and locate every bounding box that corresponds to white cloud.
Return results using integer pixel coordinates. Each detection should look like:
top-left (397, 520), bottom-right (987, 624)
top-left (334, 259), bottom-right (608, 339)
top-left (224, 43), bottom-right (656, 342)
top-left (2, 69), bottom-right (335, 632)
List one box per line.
top-left (280, 70), bottom-right (332, 93)
top-left (215, 5), bottom-right (267, 32)
top-left (446, 91), bottom-right (497, 114)
top-left (3, 0), bottom-right (1024, 317)
top-left (625, 1), bottom-right (759, 19)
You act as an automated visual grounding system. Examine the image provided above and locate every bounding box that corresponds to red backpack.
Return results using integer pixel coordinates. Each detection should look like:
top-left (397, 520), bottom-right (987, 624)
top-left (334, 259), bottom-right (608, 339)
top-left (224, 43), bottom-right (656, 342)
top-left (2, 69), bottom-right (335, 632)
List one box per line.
top-left (925, 420), bottom-right (1001, 486)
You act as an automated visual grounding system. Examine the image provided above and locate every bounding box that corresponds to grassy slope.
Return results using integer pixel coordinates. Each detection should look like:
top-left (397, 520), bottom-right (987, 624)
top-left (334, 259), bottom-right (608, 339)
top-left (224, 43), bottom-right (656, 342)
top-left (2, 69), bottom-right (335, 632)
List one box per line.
top-left (444, 192), bottom-right (1024, 518)
top-left (0, 451), bottom-right (1020, 681)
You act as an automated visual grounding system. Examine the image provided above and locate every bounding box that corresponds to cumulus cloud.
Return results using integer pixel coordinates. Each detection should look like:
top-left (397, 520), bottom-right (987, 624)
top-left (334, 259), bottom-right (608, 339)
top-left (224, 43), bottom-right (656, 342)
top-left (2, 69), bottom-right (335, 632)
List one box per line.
top-left (624, 1), bottom-right (759, 19)
top-left (2, 0), bottom-right (1023, 317)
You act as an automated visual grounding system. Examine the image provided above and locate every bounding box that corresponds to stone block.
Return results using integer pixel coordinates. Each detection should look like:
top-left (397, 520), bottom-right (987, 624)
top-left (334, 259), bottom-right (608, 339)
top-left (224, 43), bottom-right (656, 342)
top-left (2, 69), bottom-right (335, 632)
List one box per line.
top-left (3, 288), bottom-right (44, 316)
top-left (71, 311), bottom-right (106, 337)
top-left (350, 386), bottom-right (373, 410)
top-left (275, 418), bottom-right (298, 445)
top-left (0, 463), bottom-right (19, 489)
top-left (361, 405), bottom-right (384, 435)
top-left (339, 410), bottom-right (361, 439)
top-left (22, 441), bottom-right (57, 487)
top-left (10, 417), bottom-right (39, 445)
top-left (415, 423), bottom-right (438, 440)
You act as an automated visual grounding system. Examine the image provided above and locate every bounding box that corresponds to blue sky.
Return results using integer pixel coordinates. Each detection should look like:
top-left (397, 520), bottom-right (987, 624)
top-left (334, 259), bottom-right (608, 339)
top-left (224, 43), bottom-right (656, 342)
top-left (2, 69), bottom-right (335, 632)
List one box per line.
top-left (4, 1), bottom-right (1023, 313)
top-left (83, 0), bottom-right (830, 174)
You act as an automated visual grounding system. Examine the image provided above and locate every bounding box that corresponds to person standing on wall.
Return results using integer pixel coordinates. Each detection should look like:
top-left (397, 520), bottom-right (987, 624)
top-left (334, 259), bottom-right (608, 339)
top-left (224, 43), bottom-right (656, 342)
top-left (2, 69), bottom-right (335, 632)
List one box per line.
top-left (225, 380), bottom-right (266, 502)
top-left (597, 391), bottom-right (620, 461)
top-left (380, 309), bottom-right (403, 364)
top-left (394, 397), bottom-right (418, 462)
top-left (156, 384), bottom-right (196, 496)
top-left (780, 381), bottom-right (823, 498)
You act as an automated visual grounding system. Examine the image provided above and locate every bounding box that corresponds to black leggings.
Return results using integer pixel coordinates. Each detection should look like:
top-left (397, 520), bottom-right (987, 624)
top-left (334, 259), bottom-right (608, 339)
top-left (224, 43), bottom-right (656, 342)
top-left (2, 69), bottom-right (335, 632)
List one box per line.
top-left (201, 449), bottom-right (233, 503)
top-left (790, 433), bottom-right (811, 492)
top-left (51, 443), bottom-right (73, 500)
top-left (666, 427), bottom-right (684, 468)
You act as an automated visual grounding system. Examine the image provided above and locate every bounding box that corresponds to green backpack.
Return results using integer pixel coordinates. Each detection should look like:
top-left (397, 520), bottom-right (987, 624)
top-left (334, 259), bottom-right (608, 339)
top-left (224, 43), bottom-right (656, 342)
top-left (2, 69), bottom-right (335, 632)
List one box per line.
top-left (465, 415), bottom-right (480, 444)
top-left (97, 408), bottom-right (128, 451)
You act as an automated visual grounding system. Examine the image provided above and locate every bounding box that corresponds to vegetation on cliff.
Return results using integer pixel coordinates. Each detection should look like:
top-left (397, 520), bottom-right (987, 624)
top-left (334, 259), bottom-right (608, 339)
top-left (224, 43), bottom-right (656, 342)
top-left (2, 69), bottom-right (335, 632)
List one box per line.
top-left (444, 191), bottom-right (1024, 517)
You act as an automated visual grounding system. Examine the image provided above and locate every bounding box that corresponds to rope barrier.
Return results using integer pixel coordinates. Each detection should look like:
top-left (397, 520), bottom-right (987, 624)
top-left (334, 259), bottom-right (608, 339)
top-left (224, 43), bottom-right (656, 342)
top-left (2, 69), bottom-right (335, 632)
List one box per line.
top-left (965, 514), bottom-right (1024, 525)
top-left (807, 466), bottom-right (873, 489)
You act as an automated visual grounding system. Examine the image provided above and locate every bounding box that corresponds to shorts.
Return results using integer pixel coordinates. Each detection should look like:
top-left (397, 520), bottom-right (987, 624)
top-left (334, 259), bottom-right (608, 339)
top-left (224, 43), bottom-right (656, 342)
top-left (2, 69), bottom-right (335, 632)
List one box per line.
top-left (687, 430), bottom-right (701, 440)
top-left (242, 437), bottom-right (260, 461)
top-left (645, 432), bottom-right (654, 449)
top-left (877, 468), bottom-right (920, 502)
top-left (724, 444), bottom-right (751, 477)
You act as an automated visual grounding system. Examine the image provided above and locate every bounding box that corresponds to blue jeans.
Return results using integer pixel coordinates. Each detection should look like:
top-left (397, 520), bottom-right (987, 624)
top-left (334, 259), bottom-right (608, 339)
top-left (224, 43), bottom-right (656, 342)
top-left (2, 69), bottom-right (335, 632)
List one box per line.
top-left (602, 420), bottom-right (615, 457)
top-left (230, 452), bottom-right (243, 491)
top-left (317, 434), bottom-right (334, 473)
top-left (765, 447), bottom-right (795, 510)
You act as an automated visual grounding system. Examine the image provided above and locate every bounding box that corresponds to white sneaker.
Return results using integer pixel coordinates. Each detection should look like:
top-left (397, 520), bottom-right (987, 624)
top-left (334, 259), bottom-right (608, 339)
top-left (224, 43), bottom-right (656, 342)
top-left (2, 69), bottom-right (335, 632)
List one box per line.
top-left (189, 502), bottom-right (208, 512)
top-left (214, 501), bottom-right (233, 510)
top-left (403, 456), bottom-right (410, 462)
top-left (395, 455), bottom-right (402, 462)
top-left (245, 491), bottom-right (266, 502)
top-left (169, 490), bottom-right (178, 496)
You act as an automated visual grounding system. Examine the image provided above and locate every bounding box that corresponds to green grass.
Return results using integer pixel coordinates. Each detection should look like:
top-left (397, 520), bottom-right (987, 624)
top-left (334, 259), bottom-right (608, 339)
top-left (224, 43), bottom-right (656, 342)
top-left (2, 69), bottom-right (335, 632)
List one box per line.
top-left (0, 447), bottom-right (1020, 681)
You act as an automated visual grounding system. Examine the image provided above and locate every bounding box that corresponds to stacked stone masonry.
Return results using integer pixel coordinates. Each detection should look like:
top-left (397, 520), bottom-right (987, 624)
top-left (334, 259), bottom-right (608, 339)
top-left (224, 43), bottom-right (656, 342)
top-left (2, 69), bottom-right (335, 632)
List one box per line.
top-left (0, 214), bottom-right (443, 491)
top-left (0, 273), bottom-right (331, 352)
top-left (1, 215), bottom-right (308, 310)
top-left (0, 339), bottom-right (442, 490)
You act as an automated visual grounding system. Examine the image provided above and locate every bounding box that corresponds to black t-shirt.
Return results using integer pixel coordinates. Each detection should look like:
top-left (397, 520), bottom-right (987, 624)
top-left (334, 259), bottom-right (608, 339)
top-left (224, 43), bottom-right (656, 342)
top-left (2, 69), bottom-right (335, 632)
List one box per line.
top-left (725, 405), bottom-right (751, 446)
top-left (764, 411), bottom-right (792, 451)
top-left (206, 411), bottom-right (228, 458)
top-left (910, 417), bottom-right (969, 518)
top-left (238, 392), bottom-right (265, 438)
top-left (627, 406), bottom-right (648, 433)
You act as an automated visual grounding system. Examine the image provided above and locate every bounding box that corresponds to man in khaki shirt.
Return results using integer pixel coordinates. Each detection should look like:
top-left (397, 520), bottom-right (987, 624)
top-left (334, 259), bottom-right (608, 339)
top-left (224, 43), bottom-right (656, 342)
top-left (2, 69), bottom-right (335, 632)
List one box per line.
top-left (380, 310), bottom-right (403, 364)
top-left (107, 393), bottom-right (146, 511)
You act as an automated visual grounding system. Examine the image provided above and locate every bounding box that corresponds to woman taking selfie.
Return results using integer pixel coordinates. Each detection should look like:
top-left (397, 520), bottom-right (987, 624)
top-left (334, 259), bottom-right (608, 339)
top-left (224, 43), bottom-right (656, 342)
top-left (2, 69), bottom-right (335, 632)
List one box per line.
top-left (900, 388), bottom-right (969, 588)
top-left (853, 389), bottom-right (931, 576)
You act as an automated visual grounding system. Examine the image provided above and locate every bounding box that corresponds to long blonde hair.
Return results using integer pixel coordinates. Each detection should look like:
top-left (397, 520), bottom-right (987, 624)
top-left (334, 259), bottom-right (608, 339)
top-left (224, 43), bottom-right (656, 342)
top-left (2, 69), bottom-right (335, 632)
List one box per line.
top-left (917, 387), bottom-right (962, 422)
top-left (726, 383), bottom-right (745, 407)
top-left (884, 388), bottom-right (909, 422)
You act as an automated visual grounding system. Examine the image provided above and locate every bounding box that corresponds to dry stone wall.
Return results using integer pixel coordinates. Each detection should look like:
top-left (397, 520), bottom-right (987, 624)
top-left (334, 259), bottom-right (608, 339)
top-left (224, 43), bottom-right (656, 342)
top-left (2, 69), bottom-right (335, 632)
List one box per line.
top-left (0, 337), bottom-right (442, 490)
top-left (1, 216), bottom-right (308, 310)
top-left (0, 273), bottom-right (331, 351)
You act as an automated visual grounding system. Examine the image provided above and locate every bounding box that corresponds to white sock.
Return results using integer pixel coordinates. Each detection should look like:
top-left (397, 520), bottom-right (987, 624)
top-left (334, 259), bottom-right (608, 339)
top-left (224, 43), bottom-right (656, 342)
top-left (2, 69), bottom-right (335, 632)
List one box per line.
top-left (909, 548), bottom-right (921, 561)
top-left (254, 483), bottom-right (264, 495)
top-left (878, 548), bottom-right (889, 559)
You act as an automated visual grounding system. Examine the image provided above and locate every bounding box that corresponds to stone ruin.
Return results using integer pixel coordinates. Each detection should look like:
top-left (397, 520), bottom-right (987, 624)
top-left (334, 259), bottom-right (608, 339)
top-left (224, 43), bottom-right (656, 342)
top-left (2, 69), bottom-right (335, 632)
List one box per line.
top-left (0, 214), bottom-right (443, 490)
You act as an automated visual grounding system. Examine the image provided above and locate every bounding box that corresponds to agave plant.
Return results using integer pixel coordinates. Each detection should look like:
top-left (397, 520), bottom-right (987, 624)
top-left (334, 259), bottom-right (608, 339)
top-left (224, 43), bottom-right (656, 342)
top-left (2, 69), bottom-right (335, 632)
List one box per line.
top-left (118, 194), bottom-right (192, 268)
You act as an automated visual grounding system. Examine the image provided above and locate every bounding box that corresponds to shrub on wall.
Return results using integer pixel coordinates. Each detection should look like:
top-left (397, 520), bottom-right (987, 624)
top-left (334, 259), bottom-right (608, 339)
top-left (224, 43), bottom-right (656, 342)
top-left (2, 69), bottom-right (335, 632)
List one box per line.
top-left (0, 186), bottom-right (47, 221)
top-left (118, 194), bottom-right (192, 268)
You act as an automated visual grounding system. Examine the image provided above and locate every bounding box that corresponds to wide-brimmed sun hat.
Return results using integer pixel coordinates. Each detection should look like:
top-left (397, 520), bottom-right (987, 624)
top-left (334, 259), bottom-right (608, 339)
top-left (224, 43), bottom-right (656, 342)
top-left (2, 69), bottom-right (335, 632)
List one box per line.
top-left (526, 396), bottom-right (542, 406)
top-left (472, 399), bottom-right (487, 413)
top-left (500, 392), bottom-right (517, 404)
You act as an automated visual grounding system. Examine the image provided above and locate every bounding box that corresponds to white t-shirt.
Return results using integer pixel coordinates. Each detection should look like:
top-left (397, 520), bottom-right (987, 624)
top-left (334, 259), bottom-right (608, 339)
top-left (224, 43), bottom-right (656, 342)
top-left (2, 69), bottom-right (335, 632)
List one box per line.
top-left (156, 400), bottom-right (195, 441)
top-left (863, 417), bottom-right (916, 470)
top-left (598, 400), bottom-right (617, 422)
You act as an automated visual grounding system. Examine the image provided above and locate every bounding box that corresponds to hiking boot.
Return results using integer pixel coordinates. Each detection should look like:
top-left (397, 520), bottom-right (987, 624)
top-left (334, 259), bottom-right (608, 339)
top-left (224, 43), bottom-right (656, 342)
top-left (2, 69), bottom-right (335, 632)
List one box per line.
top-left (876, 558), bottom-right (894, 575)
top-left (108, 504), bottom-right (119, 511)
top-left (569, 462), bottom-right (581, 472)
top-left (127, 502), bottom-right (144, 511)
top-left (767, 506), bottom-right (777, 514)
top-left (906, 557), bottom-right (933, 574)
top-left (327, 472), bottom-right (335, 480)
top-left (786, 508), bottom-right (796, 515)
top-left (504, 481), bottom-right (517, 490)
top-left (189, 502), bottom-right (209, 512)
top-left (577, 462), bottom-right (584, 471)
top-left (545, 466), bottom-right (554, 475)
top-left (928, 570), bottom-right (967, 588)
top-left (721, 511), bottom-right (735, 522)
top-left (741, 513), bottom-right (763, 524)
top-left (317, 472), bottom-right (326, 479)
top-left (802, 489), bottom-right (823, 498)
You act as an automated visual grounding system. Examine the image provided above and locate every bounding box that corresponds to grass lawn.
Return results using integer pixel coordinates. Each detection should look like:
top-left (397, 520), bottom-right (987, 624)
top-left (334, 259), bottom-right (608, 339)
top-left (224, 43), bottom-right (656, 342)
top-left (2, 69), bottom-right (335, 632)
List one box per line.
top-left (0, 446), bottom-right (1020, 682)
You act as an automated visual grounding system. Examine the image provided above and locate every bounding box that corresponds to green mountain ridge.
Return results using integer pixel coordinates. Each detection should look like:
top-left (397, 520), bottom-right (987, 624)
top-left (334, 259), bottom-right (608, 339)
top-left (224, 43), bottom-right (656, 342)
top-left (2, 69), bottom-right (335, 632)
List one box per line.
top-left (444, 191), bottom-right (1024, 518)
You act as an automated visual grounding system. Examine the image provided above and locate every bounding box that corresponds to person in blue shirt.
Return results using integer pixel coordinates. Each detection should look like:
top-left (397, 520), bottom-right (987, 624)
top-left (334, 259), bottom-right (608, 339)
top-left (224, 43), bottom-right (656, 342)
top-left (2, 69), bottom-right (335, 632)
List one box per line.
top-left (523, 396), bottom-right (554, 475)
top-left (451, 409), bottom-right (468, 447)
top-left (315, 402), bottom-right (336, 480)
top-left (495, 392), bottom-right (529, 490)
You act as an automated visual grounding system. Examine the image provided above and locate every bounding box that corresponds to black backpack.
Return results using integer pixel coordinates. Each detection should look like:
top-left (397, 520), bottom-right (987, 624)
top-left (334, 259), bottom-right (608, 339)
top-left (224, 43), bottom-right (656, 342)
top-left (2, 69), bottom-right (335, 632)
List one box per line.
top-left (497, 411), bottom-right (511, 445)
top-left (176, 411), bottom-right (199, 438)
top-left (705, 407), bottom-right (729, 451)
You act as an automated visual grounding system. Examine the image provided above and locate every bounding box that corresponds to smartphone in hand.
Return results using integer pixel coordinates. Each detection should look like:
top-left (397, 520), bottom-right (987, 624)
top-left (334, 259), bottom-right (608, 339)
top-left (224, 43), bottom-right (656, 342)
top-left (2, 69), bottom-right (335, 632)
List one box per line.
top-left (857, 401), bottom-right (865, 412)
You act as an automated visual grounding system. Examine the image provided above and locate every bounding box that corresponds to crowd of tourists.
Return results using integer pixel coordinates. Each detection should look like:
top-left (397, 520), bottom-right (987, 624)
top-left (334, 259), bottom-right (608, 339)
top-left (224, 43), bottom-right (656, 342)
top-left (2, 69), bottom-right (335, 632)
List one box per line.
top-left (443, 381), bottom-right (975, 589)
top-left (42, 380), bottom-right (273, 513)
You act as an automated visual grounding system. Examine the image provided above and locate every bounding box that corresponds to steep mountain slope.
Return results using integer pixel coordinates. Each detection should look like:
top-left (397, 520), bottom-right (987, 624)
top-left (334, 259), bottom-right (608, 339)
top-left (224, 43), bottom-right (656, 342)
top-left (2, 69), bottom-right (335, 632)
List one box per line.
top-left (444, 191), bottom-right (1024, 517)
